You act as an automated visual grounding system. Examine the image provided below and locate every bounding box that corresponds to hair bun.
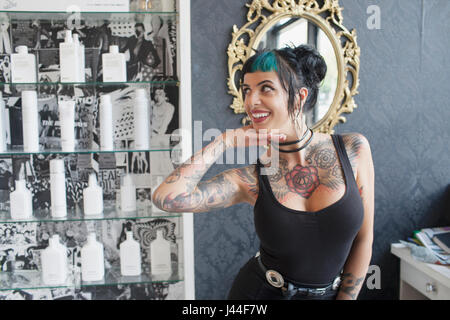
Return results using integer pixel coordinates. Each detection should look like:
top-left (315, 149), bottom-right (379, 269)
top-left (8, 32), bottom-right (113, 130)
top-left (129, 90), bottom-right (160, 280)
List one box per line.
top-left (292, 45), bottom-right (327, 88)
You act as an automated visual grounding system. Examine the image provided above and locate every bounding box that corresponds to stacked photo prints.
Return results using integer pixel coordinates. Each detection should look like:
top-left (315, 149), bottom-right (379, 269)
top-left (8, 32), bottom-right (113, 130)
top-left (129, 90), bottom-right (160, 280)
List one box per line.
top-left (0, 13), bottom-right (184, 300)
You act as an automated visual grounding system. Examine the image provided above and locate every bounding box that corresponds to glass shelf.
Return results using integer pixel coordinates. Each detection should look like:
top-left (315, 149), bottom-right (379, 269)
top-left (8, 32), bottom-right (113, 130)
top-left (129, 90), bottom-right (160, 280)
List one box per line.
top-left (0, 265), bottom-right (183, 292)
top-left (0, 204), bottom-right (181, 224)
top-left (0, 11), bottom-right (178, 23)
top-left (0, 81), bottom-right (179, 87)
top-left (0, 145), bottom-right (176, 156)
top-left (0, 80), bottom-right (179, 95)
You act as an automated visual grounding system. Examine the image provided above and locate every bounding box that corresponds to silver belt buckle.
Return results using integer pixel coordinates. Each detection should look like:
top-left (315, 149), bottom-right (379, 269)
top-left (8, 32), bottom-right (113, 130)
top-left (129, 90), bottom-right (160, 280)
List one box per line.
top-left (313, 287), bottom-right (327, 295)
top-left (265, 269), bottom-right (284, 288)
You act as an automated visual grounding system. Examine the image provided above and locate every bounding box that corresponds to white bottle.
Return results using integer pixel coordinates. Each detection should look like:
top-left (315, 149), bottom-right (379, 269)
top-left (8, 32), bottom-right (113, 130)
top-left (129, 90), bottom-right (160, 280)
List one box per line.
top-left (81, 232), bottom-right (105, 282)
top-left (83, 173), bottom-right (103, 216)
top-left (133, 89), bottom-right (150, 149)
top-left (120, 231), bottom-right (142, 276)
top-left (0, 92), bottom-right (7, 152)
top-left (41, 235), bottom-right (68, 285)
top-left (102, 45), bottom-right (127, 82)
top-left (11, 45), bottom-right (37, 83)
top-left (99, 94), bottom-right (113, 151)
top-left (58, 100), bottom-right (75, 152)
top-left (10, 164), bottom-right (33, 220)
top-left (72, 33), bottom-right (85, 82)
top-left (50, 159), bottom-right (67, 218)
top-left (120, 174), bottom-right (136, 212)
top-left (21, 90), bottom-right (39, 152)
top-left (59, 30), bottom-right (80, 82)
top-left (150, 229), bottom-right (172, 276)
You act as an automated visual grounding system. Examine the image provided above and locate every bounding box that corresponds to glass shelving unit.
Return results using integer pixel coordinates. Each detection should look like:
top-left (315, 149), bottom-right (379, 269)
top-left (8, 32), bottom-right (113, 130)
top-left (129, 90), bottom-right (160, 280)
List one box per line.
top-left (0, 265), bottom-right (184, 292)
top-left (0, 203), bottom-right (181, 224)
top-left (0, 146), bottom-right (176, 156)
top-left (0, 11), bottom-right (178, 21)
top-left (0, 3), bottom-right (193, 299)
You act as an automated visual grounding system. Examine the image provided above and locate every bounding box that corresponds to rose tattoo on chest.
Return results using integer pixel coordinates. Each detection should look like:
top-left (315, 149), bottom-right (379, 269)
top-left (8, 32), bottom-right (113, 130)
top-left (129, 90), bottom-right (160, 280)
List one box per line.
top-left (285, 165), bottom-right (320, 198)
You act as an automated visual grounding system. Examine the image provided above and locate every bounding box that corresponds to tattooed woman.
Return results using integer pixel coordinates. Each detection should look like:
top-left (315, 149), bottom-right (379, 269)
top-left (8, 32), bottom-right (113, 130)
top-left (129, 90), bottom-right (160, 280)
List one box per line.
top-left (152, 45), bottom-right (374, 300)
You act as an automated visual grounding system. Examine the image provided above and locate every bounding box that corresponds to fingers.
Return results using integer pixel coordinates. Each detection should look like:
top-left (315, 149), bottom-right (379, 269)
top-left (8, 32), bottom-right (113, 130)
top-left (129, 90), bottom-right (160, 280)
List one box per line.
top-left (240, 129), bottom-right (287, 147)
top-left (224, 127), bottom-right (287, 148)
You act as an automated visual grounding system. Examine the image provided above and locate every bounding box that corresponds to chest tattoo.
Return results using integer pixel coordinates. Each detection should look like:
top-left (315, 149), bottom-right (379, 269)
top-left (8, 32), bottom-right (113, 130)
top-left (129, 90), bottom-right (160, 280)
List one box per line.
top-left (264, 140), bottom-right (346, 200)
top-left (285, 165), bottom-right (320, 198)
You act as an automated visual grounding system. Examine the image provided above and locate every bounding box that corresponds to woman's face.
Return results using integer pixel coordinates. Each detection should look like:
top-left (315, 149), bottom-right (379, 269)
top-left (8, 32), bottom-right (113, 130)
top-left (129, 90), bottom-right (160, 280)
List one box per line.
top-left (242, 71), bottom-right (295, 134)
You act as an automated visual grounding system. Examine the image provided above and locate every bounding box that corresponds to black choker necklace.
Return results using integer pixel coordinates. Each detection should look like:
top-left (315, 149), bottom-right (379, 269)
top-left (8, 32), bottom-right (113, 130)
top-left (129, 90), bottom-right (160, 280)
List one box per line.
top-left (271, 129), bottom-right (314, 153)
top-left (278, 128), bottom-right (309, 146)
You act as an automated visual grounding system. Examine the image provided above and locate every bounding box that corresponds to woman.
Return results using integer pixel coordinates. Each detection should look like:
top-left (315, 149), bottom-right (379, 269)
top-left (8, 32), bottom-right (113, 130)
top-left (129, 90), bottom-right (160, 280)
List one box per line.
top-left (152, 45), bottom-right (374, 300)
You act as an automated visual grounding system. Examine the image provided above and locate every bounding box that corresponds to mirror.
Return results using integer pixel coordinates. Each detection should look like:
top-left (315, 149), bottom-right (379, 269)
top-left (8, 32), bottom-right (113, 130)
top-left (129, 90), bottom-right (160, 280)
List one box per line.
top-left (254, 16), bottom-right (338, 127)
top-left (227, 0), bottom-right (361, 133)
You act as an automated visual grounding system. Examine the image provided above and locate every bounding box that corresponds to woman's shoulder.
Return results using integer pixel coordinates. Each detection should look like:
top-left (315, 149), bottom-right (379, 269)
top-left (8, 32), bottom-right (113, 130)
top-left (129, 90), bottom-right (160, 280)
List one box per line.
top-left (339, 132), bottom-right (371, 161)
top-left (337, 133), bottom-right (372, 178)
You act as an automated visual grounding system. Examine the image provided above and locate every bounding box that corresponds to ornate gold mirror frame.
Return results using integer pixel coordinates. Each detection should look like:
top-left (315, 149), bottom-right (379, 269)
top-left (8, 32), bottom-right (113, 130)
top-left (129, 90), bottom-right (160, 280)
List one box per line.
top-left (227, 0), bottom-right (360, 133)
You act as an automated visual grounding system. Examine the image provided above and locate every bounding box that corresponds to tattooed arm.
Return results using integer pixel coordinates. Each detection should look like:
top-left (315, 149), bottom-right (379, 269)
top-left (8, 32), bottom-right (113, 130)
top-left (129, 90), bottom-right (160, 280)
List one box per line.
top-left (336, 133), bottom-right (375, 300)
top-left (151, 127), bottom-right (280, 213)
top-left (151, 133), bottom-right (237, 213)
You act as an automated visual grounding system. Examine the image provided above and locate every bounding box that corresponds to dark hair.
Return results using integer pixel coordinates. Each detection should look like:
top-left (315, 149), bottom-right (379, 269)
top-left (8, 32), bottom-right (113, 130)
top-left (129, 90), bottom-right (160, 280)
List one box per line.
top-left (135, 23), bottom-right (145, 30)
top-left (241, 44), bottom-right (327, 118)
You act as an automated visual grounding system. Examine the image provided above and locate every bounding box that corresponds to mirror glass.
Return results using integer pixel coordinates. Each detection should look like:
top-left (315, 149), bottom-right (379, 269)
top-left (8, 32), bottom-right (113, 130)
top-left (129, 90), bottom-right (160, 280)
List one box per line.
top-left (254, 16), bottom-right (338, 127)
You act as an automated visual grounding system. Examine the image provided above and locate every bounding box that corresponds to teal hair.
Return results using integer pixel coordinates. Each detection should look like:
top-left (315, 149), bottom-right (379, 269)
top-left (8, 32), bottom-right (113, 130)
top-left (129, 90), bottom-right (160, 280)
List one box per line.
top-left (249, 51), bottom-right (278, 73)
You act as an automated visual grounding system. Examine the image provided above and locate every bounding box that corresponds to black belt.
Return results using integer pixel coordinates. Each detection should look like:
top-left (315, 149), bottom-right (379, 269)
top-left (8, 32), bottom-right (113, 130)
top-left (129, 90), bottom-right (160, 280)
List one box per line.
top-left (255, 253), bottom-right (341, 298)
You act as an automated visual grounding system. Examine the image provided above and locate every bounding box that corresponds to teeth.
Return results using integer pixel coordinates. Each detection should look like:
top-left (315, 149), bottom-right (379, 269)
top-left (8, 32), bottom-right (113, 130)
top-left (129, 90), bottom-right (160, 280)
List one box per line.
top-left (253, 113), bottom-right (270, 118)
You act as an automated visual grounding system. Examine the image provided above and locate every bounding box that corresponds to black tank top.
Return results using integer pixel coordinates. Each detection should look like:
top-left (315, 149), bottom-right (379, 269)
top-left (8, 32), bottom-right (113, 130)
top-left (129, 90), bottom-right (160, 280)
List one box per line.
top-left (254, 134), bottom-right (364, 286)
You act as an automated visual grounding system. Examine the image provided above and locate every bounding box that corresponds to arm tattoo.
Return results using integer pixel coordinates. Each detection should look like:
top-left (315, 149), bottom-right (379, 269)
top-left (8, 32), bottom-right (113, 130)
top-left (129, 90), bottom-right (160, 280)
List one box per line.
top-left (163, 137), bottom-right (227, 192)
top-left (236, 165), bottom-right (259, 198)
top-left (339, 272), bottom-right (365, 300)
top-left (158, 172), bottom-right (240, 213)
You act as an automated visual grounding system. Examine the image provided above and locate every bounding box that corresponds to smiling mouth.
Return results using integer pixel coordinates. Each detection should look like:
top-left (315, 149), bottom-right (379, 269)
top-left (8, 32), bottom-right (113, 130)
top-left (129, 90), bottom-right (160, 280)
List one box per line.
top-left (252, 112), bottom-right (271, 123)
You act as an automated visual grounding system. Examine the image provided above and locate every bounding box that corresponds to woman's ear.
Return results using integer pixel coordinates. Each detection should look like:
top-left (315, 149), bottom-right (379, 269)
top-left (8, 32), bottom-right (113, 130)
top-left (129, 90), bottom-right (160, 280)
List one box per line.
top-left (294, 88), bottom-right (309, 115)
top-left (299, 87), bottom-right (309, 106)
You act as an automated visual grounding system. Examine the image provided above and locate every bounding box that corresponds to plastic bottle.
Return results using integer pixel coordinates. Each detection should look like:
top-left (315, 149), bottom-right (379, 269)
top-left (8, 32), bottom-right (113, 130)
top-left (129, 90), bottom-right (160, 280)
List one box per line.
top-left (10, 163), bottom-right (32, 220)
top-left (72, 33), bottom-right (85, 82)
top-left (102, 45), bottom-right (127, 82)
top-left (120, 174), bottom-right (136, 212)
top-left (41, 234), bottom-right (68, 285)
top-left (50, 159), bottom-right (67, 218)
top-left (11, 45), bottom-right (37, 83)
top-left (150, 228), bottom-right (172, 276)
top-left (99, 94), bottom-right (114, 151)
top-left (21, 90), bottom-right (39, 152)
top-left (120, 230), bottom-right (142, 276)
top-left (133, 89), bottom-right (150, 149)
top-left (59, 30), bottom-right (80, 82)
top-left (81, 232), bottom-right (105, 282)
top-left (83, 173), bottom-right (104, 216)
top-left (58, 100), bottom-right (75, 152)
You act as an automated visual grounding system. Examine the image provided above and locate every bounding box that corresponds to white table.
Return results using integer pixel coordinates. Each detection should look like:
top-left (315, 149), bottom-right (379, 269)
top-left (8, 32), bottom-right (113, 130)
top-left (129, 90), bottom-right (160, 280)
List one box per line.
top-left (391, 243), bottom-right (450, 300)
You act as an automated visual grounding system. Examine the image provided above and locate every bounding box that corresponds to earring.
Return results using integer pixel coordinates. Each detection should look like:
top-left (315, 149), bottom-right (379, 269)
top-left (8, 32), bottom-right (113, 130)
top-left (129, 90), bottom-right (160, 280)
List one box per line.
top-left (294, 115), bottom-right (303, 139)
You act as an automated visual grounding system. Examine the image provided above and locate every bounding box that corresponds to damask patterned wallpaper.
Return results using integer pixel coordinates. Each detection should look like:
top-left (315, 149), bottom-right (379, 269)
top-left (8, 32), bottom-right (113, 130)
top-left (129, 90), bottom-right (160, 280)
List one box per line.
top-left (191, 0), bottom-right (450, 300)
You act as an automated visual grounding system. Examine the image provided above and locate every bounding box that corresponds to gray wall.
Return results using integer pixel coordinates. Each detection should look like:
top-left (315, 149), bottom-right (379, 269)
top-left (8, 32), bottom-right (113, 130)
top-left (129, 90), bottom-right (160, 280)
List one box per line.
top-left (191, 0), bottom-right (450, 300)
